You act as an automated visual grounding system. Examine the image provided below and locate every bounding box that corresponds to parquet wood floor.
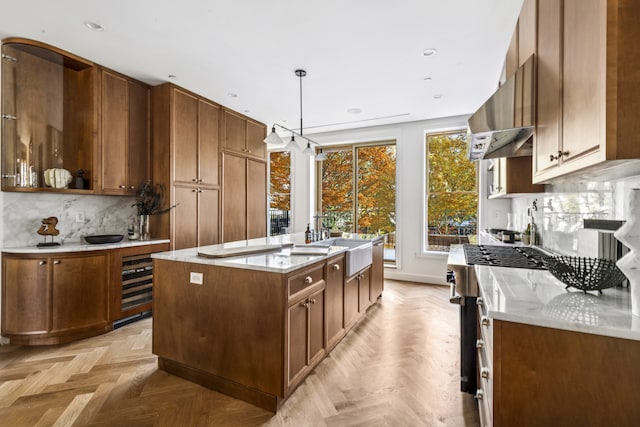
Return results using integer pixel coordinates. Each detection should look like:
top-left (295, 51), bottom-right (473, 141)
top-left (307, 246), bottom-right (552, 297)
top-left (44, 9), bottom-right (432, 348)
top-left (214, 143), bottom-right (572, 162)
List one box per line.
top-left (0, 280), bottom-right (480, 426)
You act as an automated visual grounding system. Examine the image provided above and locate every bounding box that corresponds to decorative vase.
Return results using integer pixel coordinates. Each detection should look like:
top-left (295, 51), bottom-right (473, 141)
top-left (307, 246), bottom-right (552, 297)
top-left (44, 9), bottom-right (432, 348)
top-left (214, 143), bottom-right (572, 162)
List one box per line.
top-left (614, 188), bottom-right (640, 316)
top-left (138, 214), bottom-right (150, 240)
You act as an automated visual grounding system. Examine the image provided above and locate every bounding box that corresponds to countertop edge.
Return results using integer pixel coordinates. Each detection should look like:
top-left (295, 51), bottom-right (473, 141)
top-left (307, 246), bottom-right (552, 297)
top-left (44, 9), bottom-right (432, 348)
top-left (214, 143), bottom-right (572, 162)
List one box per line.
top-left (2, 239), bottom-right (171, 254)
top-left (476, 264), bottom-right (640, 342)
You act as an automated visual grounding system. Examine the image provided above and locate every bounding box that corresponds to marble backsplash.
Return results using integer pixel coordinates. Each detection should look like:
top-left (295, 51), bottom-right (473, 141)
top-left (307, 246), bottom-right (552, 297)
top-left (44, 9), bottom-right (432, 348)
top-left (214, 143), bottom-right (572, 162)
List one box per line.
top-left (1, 192), bottom-right (137, 248)
top-left (511, 174), bottom-right (639, 256)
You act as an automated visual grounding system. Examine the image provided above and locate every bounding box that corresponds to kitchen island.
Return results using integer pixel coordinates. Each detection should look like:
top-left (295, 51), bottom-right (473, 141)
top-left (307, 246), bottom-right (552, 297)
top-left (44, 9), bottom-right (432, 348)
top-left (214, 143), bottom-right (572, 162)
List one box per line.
top-left (151, 233), bottom-right (384, 411)
top-left (474, 264), bottom-right (640, 427)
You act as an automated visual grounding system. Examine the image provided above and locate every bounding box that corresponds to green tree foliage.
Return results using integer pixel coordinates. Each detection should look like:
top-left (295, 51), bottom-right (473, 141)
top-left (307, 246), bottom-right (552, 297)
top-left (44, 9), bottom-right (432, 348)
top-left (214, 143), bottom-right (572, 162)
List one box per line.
top-left (321, 145), bottom-right (396, 234)
top-left (427, 132), bottom-right (477, 235)
top-left (357, 146), bottom-right (396, 233)
top-left (269, 151), bottom-right (291, 210)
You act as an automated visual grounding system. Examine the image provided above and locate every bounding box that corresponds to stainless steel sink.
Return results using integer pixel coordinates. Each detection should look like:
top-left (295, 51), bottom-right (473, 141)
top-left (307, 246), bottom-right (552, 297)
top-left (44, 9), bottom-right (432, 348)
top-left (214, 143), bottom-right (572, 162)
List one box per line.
top-left (310, 238), bottom-right (372, 276)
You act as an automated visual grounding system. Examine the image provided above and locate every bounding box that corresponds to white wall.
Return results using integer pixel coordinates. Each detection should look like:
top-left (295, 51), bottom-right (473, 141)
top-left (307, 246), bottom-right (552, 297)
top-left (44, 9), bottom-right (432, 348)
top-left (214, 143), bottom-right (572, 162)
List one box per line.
top-left (284, 115), bottom-right (470, 285)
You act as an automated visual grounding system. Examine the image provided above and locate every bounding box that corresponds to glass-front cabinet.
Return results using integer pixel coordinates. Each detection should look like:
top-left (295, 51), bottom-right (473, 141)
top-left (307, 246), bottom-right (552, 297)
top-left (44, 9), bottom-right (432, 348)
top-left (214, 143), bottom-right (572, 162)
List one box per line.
top-left (1, 39), bottom-right (96, 192)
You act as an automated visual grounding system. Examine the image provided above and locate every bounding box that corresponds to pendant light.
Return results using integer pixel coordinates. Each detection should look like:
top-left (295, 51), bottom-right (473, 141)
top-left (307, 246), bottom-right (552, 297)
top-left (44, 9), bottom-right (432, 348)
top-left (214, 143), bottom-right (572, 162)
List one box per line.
top-left (316, 148), bottom-right (327, 161)
top-left (263, 69), bottom-right (323, 160)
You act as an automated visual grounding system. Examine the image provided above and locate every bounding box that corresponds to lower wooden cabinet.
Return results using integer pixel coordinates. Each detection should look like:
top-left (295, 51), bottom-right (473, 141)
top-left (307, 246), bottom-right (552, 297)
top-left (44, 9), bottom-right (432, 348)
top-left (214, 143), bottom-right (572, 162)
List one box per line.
top-left (371, 239), bottom-right (384, 300)
top-left (153, 251), bottom-right (382, 412)
top-left (288, 287), bottom-right (325, 388)
top-left (326, 255), bottom-right (345, 350)
top-left (2, 251), bottom-right (110, 345)
top-left (2, 243), bottom-right (170, 345)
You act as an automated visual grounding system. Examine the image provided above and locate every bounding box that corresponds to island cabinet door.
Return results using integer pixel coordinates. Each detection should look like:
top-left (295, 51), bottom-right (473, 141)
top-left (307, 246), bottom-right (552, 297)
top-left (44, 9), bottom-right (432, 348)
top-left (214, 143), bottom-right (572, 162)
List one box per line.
top-left (288, 299), bottom-right (308, 386)
top-left (287, 287), bottom-right (326, 389)
top-left (344, 274), bottom-right (359, 330)
top-left (326, 256), bottom-right (345, 350)
top-left (358, 267), bottom-right (371, 312)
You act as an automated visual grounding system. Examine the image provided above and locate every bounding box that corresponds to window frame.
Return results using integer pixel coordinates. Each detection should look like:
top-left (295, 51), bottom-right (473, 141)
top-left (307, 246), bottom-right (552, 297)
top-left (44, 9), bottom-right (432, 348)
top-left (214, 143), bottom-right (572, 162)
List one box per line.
top-left (424, 129), bottom-right (478, 253)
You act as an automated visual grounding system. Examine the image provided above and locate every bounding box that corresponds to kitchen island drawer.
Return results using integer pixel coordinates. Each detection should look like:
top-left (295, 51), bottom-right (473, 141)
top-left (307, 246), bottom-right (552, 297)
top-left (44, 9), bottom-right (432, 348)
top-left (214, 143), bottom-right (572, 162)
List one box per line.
top-left (287, 263), bottom-right (325, 299)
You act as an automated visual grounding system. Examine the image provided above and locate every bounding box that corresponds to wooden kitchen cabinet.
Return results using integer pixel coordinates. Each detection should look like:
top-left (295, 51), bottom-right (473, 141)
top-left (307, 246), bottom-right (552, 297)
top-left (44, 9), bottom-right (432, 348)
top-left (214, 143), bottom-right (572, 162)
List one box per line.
top-left (99, 68), bottom-right (150, 194)
top-left (174, 185), bottom-right (219, 249)
top-left (153, 250), bottom-right (382, 412)
top-left (1, 39), bottom-right (97, 193)
top-left (287, 287), bottom-right (325, 388)
top-left (2, 251), bottom-right (110, 345)
top-left (370, 239), bottom-right (384, 301)
top-left (326, 254), bottom-right (345, 350)
top-left (344, 266), bottom-right (371, 329)
top-left (221, 152), bottom-right (267, 242)
top-left (357, 267), bottom-right (371, 313)
top-left (151, 84), bottom-right (222, 250)
top-left (487, 157), bottom-right (543, 198)
top-left (221, 109), bottom-right (266, 160)
top-left (173, 89), bottom-right (219, 187)
top-left (533, 0), bottom-right (640, 183)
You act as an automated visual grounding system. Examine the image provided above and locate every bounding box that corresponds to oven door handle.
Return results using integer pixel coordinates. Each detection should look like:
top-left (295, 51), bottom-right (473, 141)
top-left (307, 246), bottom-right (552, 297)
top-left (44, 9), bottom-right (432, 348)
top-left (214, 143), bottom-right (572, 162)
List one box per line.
top-left (449, 281), bottom-right (463, 305)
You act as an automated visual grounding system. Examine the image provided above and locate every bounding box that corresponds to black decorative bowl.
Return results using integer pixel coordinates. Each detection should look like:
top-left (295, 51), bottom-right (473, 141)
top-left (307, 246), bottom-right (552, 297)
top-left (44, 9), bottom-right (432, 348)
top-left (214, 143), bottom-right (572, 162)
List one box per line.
top-left (542, 255), bottom-right (627, 294)
top-left (84, 234), bottom-right (124, 244)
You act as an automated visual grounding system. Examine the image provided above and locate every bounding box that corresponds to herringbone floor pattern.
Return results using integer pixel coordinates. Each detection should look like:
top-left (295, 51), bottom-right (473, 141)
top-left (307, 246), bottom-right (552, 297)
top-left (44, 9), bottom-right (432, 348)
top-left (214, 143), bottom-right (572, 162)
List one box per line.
top-left (0, 280), bottom-right (479, 426)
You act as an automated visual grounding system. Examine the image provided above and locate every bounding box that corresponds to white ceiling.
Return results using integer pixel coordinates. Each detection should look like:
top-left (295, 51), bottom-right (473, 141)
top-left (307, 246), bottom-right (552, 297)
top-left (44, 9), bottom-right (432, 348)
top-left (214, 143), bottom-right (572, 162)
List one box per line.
top-left (0, 0), bottom-right (523, 135)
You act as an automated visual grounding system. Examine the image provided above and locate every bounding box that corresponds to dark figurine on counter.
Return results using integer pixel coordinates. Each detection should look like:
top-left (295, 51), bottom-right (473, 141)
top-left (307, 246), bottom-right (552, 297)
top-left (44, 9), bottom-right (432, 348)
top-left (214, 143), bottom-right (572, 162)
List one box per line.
top-left (37, 216), bottom-right (61, 247)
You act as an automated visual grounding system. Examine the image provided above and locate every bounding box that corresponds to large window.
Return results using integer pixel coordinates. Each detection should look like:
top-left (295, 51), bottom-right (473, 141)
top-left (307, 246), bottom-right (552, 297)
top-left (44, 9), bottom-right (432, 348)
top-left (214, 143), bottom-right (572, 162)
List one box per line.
top-left (269, 151), bottom-right (291, 236)
top-left (426, 131), bottom-right (477, 252)
top-left (319, 142), bottom-right (397, 264)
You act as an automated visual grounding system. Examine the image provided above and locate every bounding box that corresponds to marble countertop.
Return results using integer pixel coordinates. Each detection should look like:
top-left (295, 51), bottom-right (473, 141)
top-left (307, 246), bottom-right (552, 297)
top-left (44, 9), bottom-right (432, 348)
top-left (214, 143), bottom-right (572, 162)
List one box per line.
top-left (2, 239), bottom-right (170, 254)
top-left (476, 264), bottom-right (640, 341)
top-left (151, 232), bottom-right (385, 273)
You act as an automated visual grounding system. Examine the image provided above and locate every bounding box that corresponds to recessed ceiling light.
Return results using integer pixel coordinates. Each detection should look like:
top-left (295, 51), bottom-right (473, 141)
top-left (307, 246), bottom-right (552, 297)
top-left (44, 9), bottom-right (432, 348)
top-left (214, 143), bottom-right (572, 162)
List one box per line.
top-left (227, 92), bottom-right (238, 98)
top-left (423, 77), bottom-right (433, 81)
top-left (243, 109), bottom-right (250, 113)
top-left (423, 48), bottom-right (437, 57)
top-left (347, 108), bottom-right (362, 115)
top-left (168, 74), bottom-right (177, 79)
top-left (84, 21), bottom-right (104, 32)
top-left (433, 94), bottom-right (444, 99)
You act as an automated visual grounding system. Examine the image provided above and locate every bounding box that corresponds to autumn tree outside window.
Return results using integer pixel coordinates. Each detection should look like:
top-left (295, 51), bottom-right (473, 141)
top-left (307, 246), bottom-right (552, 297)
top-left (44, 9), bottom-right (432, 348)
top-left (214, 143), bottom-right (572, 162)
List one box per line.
top-left (426, 130), bottom-right (477, 252)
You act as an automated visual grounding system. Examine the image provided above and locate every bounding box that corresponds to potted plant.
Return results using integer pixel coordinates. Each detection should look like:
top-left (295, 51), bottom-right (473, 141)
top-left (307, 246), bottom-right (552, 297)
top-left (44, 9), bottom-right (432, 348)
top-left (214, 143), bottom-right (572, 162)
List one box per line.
top-left (132, 181), bottom-right (176, 240)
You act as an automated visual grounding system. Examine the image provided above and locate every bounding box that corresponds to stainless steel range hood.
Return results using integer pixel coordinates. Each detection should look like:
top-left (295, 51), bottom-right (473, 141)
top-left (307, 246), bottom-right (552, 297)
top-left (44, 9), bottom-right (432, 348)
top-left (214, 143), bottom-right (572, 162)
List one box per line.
top-left (467, 54), bottom-right (536, 160)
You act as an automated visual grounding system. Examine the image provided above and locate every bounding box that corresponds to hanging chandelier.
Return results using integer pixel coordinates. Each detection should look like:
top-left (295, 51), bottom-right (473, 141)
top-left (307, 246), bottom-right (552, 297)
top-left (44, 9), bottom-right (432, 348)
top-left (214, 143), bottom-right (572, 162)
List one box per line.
top-left (264, 69), bottom-right (326, 160)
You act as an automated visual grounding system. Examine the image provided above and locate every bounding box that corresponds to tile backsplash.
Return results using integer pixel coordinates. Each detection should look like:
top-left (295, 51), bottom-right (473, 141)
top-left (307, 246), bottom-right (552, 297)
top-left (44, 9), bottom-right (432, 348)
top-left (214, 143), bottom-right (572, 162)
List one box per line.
top-left (511, 175), bottom-right (639, 256)
top-left (1, 192), bottom-right (137, 248)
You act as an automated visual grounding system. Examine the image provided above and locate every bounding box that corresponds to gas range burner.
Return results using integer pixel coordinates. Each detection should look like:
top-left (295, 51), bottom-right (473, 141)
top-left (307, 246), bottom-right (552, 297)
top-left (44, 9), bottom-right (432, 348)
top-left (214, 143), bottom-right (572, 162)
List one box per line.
top-left (464, 244), bottom-right (547, 270)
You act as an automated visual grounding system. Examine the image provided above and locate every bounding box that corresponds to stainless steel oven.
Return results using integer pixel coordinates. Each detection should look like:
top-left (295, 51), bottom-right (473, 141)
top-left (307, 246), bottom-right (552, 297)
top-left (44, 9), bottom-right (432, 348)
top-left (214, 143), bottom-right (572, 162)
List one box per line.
top-left (447, 244), bottom-right (547, 394)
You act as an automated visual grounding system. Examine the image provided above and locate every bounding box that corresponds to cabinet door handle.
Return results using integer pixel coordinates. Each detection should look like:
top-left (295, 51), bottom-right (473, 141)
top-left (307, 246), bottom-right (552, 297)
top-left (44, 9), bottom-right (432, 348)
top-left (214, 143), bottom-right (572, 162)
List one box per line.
top-left (192, 178), bottom-right (198, 182)
top-left (560, 150), bottom-right (569, 158)
top-left (301, 302), bottom-right (310, 309)
top-left (476, 297), bottom-right (483, 306)
top-left (304, 276), bottom-right (313, 284)
top-left (475, 390), bottom-right (484, 401)
top-left (476, 339), bottom-right (484, 349)
top-left (480, 367), bottom-right (490, 379)
top-left (309, 298), bottom-right (316, 305)
top-left (192, 189), bottom-right (198, 192)
top-left (198, 179), bottom-right (203, 183)
top-left (481, 316), bottom-right (490, 327)
top-left (39, 260), bottom-right (47, 265)
top-left (53, 260), bottom-right (61, 265)
top-left (129, 185), bottom-right (136, 190)
top-left (332, 264), bottom-right (340, 271)
top-left (119, 185), bottom-right (126, 189)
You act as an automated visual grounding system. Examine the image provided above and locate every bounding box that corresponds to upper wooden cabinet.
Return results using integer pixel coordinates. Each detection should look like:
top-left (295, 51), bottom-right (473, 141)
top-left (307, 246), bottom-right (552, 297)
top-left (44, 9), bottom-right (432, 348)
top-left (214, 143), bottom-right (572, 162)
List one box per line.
top-left (1, 39), bottom-right (97, 193)
top-left (222, 109), bottom-right (266, 159)
top-left (221, 152), bottom-right (267, 243)
top-left (172, 88), bottom-right (220, 187)
top-left (487, 157), bottom-right (544, 198)
top-left (99, 69), bottom-right (150, 194)
top-left (533, 0), bottom-right (640, 183)
top-left (150, 84), bottom-right (221, 250)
